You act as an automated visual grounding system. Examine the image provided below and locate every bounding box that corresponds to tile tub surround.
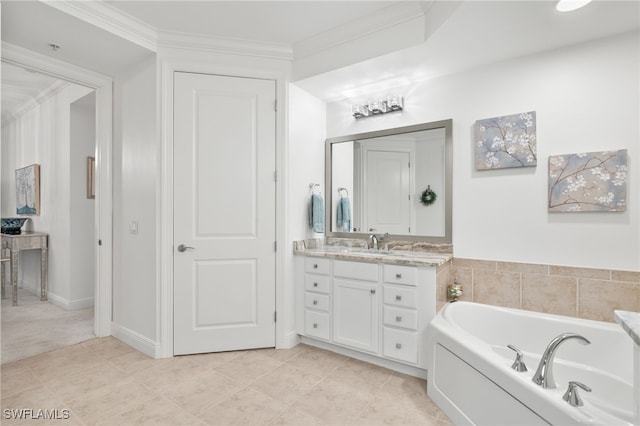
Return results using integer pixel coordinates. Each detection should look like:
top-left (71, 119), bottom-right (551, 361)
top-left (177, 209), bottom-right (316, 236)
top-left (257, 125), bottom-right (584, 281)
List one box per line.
top-left (449, 258), bottom-right (640, 323)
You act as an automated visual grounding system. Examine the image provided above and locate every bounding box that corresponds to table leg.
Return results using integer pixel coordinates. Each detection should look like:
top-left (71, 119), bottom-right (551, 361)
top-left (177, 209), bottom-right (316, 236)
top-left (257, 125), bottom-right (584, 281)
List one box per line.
top-left (11, 249), bottom-right (19, 306)
top-left (1, 260), bottom-right (5, 299)
top-left (41, 245), bottom-right (48, 301)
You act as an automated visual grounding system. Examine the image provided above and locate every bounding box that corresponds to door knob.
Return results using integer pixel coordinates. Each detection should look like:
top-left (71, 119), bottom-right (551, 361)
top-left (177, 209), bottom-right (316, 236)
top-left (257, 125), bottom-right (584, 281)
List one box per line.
top-left (177, 244), bottom-right (195, 252)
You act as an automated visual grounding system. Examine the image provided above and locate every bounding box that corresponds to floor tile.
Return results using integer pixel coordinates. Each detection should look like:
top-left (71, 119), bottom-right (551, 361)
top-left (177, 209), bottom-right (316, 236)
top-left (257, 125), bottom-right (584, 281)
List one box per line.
top-left (66, 378), bottom-right (157, 424)
top-left (285, 346), bottom-right (348, 377)
top-left (199, 387), bottom-right (288, 425)
top-left (251, 363), bottom-right (323, 405)
top-left (288, 378), bottom-right (371, 423)
top-left (99, 395), bottom-right (206, 426)
top-left (327, 358), bottom-right (393, 396)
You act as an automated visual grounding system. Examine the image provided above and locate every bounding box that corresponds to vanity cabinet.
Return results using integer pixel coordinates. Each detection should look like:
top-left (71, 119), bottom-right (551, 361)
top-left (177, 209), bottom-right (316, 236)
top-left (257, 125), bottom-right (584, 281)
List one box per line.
top-left (333, 260), bottom-right (379, 353)
top-left (303, 258), bottom-right (331, 341)
top-left (296, 255), bottom-right (439, 375)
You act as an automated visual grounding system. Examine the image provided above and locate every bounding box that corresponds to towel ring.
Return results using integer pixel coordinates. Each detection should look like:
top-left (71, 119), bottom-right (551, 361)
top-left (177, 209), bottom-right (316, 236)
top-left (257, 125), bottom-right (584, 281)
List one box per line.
top-left (337, 187), bottom-right (349, 197)
top-left (309, 183), bottom-right (321, 194)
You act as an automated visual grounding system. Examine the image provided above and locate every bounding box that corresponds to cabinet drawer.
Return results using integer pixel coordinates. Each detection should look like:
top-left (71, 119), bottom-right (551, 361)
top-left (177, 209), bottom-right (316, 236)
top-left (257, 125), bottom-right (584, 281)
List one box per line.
top-left (383, 264), bottom-right (416, 286)
top-left (305, 274), bottom-right (330, 294)
top-left (305, 310), bottom-right (330, 340)
top-left (304, 292), bottom-right (330, 312)
top-left (383, 284), bottom-right (417, 308)
top-left (383, 306), bottom-right (418, 331)
top-left (333, 260), bottom-right (378, 282)
top-left (305, 257), bottom-right (331, 275)
top-left (383, 327), bottom-right (418, 364)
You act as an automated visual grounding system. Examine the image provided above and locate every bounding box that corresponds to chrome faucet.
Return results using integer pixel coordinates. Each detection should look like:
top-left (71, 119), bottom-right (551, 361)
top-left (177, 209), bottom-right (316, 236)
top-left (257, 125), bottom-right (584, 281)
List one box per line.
top-left (367, 234), bottom-right (378, 250)
top-left (532, 333), bottom-right (591, 389)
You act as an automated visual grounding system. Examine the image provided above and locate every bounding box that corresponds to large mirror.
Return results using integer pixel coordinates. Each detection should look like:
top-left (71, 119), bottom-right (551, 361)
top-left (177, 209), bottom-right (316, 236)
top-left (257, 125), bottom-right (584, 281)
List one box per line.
top-left (325, 119), bottom-right (452, 244)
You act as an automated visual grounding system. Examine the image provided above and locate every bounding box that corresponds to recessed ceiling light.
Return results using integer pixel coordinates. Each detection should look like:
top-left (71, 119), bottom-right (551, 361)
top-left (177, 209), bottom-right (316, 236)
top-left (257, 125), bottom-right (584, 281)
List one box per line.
top-left (556, 0), bottom-right (593, 12)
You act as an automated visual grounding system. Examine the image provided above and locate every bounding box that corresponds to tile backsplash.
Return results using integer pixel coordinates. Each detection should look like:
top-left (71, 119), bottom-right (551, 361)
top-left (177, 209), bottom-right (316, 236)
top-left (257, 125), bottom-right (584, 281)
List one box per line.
top-left (447, 258), bottom-right (640, 322)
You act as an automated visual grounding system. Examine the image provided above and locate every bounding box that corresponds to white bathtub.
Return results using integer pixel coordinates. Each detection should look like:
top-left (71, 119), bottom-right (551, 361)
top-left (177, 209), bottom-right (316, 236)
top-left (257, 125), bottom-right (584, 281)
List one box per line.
top-left (426, 302), bottom-right (635, 426)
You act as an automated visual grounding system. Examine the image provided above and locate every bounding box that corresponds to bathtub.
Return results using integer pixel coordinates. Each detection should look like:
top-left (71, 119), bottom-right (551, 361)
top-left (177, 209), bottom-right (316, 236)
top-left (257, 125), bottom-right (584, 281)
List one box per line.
top-left (426, 302), bottom-right (635, 426)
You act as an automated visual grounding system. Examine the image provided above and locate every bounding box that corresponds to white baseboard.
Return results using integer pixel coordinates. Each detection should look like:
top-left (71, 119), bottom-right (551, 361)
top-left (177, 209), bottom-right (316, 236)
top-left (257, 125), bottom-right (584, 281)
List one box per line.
top-left (46, 292), bottom-right (94, 310)
top-left (111, 322), bottom-right (161, 359)
top-left (300, 336), bottom-right (427, 379)
top-left (277, 330), bottom-right (301, 349)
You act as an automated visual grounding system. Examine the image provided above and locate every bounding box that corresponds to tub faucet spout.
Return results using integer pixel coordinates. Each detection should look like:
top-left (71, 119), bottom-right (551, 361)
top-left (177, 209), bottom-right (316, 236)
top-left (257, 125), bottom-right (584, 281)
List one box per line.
top-left (532, 333), bottom-right (590, 389)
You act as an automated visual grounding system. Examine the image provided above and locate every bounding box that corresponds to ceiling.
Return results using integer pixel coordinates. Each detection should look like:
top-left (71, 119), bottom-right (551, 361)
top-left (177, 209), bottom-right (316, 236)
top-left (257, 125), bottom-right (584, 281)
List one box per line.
top-left (1, 62), bottom-right (62, 123)
top-left (1, 0), bottom-right (638, 117)
top-left (105, 0), bottom-right (401, 45)
top-left (295, 0), bottom-right (640, 101)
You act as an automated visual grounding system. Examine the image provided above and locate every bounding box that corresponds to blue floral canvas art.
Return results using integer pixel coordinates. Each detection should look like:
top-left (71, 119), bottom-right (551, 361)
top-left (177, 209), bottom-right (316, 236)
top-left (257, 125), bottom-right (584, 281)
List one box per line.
top-left (15, 163), bottom-right (40, 215)
top-left (475, 111), bottom-right (537, 170)
top-left (548, 149), bottom-right (627, 212)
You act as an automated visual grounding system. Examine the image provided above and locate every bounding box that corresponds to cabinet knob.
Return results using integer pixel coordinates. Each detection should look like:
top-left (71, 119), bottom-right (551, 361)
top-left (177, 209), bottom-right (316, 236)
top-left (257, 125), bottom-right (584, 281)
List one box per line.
top-left (395, 343), bottom-right (402, 349)
top-left (313, 323), bottom-right (318, 328)
top-left (395, 316), bottom-right (402, 322)
top-left (313, 282), bottom-right (318, 287)
top-left (396, 273), bottom-right (402, 279)
top-left (313, 264), bottom-right (318, 269)
top-left (313, 300), bottom-right (318, 305)
top-left (395, 295), bottom-right (402, 301)
top-left (370, 289), bottom-right (376, 294)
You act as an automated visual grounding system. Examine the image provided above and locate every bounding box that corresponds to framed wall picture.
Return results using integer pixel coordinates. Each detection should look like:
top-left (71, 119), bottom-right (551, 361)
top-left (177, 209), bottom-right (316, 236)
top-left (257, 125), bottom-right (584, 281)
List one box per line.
top-left (15, 164), bottom-right (40, 215)
top-left (87, 156), bottom-right (95, 199)
top-left (548, 149), bottom-right (627, 212)
top-left (474, 111), bottom-right (537, 170)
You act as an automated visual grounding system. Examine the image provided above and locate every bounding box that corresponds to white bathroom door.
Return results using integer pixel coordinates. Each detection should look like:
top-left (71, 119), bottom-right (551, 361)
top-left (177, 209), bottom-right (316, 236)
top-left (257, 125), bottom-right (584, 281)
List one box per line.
top-left (365, 150), bottom-right (411, 234)
top-left (173, 72), bottom-right (276, 355)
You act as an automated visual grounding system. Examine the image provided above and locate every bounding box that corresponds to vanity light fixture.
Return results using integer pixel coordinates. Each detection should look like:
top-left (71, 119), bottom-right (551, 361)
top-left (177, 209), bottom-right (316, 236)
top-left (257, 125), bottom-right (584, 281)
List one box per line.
top-left (351, 95), bottom-right (403, 119)
top-left (556, 0), bottom-right (592, 12)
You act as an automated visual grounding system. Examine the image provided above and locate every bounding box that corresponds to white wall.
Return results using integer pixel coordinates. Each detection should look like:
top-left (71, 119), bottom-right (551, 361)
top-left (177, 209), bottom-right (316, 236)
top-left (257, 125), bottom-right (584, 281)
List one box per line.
top-left (325, 32), bottom-right (639, 271)
top-left (286, 84), bottom-right (326, 345)
top-left (415, 128), bottom-right (446, 236)
top-left (112, 54), bottom-right (158, 344)
top-left (1, 82), bottom-right (95, 305)
top-left (69, 92), bottom-right (96, 305)
top-left (288, 84), bottom-right (327, 241)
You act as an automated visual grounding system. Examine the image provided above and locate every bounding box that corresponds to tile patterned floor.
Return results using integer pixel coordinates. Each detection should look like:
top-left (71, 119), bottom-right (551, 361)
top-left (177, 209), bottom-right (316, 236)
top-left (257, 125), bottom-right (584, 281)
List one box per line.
top-left (1, 338), bottom-right (453, 425)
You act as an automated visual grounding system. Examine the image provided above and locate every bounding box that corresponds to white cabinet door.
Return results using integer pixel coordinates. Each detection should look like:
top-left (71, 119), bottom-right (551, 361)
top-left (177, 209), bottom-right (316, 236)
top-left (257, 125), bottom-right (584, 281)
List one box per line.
top-left (333, 278), bottom-right (378, 353)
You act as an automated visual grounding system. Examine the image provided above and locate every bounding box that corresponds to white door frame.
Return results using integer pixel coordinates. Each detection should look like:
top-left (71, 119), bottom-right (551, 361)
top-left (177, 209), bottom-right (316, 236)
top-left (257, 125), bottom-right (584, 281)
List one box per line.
top-left (1, 42), bottom-right (113, 337)
top-left (158, 58), bottom-right (290, 358)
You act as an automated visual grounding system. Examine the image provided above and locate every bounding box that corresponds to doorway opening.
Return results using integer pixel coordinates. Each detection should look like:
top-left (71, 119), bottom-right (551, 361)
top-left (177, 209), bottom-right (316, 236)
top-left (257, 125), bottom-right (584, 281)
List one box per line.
top-left (1, 49), bottom-right (113, 363)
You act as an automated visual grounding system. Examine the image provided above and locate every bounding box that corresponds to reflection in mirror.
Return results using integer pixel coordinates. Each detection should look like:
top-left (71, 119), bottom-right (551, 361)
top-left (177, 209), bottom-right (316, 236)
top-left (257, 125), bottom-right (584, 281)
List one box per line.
top-left (325, 120), bottom-right (452, 244)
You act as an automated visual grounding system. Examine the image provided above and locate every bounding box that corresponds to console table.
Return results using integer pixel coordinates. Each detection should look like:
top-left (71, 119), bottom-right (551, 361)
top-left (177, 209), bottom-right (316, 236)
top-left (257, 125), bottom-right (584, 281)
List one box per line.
top-left (1, 232), bottom-right (48, 306)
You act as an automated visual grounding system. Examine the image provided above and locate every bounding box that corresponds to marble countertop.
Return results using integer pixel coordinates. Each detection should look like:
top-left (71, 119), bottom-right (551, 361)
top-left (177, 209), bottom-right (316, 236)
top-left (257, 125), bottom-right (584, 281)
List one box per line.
top-left (614, 310), bottom-right (640, 346)
top-left (294, 245), bottom-right (452, 267)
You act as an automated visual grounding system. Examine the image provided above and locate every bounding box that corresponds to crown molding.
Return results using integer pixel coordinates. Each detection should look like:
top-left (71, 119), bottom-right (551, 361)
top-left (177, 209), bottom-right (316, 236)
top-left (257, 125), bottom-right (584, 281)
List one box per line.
top-left (293, 1), bottom-right (429, 60)
top-left (158, 31), bottom-right (293, 61)
top-left (42, 0), bottom-right (158, 52)
top-left (2, 79), bottom-right (70, 126)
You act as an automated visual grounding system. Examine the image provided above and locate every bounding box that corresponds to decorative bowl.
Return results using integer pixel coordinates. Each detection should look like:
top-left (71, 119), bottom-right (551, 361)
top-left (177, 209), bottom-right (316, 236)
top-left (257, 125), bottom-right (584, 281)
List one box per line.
top-left (1, 218), bottom-right (29, 235)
